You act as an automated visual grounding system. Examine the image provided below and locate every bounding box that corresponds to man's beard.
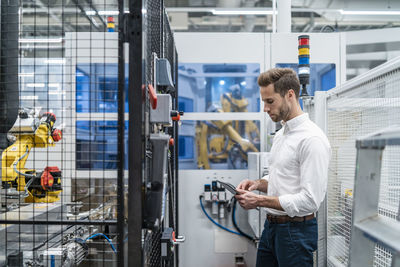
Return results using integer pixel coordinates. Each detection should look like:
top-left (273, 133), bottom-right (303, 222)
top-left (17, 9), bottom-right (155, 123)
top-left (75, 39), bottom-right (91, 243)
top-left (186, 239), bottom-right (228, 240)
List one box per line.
top-left (273, 101), bottom-right (291, 122)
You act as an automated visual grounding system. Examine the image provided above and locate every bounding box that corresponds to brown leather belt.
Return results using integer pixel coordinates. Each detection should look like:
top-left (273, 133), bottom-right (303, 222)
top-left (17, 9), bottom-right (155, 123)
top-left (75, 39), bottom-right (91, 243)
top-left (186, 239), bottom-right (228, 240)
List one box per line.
top-left (267, 214), bottom-right (315, 224)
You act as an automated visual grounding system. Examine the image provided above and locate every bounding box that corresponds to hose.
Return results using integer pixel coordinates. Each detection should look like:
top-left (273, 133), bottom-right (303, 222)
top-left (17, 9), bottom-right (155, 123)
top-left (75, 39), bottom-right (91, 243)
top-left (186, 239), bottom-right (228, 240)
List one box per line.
top-left (13, 146), bottom-right (35, 178)
top-left (199, 195), bottom-right (242, 236)
top-left (12, 146), bottom-right (35, 197)
top-left (232, 198), bottom-right (257, 242)
top-left (85, 233), bottom-right (117, 253)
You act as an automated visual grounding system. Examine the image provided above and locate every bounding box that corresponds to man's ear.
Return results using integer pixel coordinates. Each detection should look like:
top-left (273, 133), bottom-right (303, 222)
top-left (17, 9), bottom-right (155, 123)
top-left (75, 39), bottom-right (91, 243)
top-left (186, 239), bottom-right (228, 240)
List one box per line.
top-left (288, 89), bottom-right (295, 99)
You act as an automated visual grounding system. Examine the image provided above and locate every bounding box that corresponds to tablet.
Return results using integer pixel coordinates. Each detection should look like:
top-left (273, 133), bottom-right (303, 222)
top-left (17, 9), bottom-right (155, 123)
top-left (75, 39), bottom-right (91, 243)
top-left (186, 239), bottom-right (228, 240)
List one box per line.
top-left (217, 180), bottom-right (240, 195)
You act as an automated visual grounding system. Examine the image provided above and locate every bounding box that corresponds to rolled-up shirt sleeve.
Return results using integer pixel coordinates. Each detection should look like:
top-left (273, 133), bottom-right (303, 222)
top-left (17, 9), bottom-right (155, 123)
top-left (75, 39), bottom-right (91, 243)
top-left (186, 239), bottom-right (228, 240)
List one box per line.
top-left (261, 174), bottom-right (269, 182)
top-left (278, 136), bottom-right (331, 217)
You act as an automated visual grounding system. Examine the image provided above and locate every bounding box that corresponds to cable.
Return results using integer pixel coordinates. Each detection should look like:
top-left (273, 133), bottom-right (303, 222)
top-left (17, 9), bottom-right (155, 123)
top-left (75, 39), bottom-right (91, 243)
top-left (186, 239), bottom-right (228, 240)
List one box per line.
top-left (199, 195), bottom-right (242, 236)
top-left (85, 233), bottom-right (117, 253)
top-left (12, 146), bottom-right (35, 197)
top-left (13, 146), bottom-right (36, 178)
top-left (232, 198), bottom-right (257, 242)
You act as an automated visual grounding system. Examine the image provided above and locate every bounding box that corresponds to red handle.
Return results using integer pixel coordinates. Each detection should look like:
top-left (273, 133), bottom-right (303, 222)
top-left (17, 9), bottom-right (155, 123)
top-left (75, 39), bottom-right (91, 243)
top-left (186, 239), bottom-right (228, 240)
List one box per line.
top-left (148, 84), bottom-right (157, 109)
top-left (171, 114), bottom-right (180, 121)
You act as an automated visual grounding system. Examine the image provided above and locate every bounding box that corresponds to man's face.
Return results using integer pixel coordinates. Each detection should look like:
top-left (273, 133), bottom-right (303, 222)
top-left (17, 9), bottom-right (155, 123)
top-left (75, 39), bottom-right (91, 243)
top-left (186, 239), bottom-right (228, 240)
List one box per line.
top-left (260, 84), bottom-right (291, 122)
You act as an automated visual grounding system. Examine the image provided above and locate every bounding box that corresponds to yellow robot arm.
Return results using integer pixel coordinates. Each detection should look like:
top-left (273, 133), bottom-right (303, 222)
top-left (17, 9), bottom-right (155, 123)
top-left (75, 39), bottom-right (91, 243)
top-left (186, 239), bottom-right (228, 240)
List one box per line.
top-left (1, 111), bottom-right (62, 203)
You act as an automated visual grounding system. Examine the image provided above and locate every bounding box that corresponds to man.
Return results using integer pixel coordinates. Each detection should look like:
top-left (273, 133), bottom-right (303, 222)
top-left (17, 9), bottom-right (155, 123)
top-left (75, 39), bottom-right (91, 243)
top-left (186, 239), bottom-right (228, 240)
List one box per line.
top-left (235, 68), bottom-right (331, 267)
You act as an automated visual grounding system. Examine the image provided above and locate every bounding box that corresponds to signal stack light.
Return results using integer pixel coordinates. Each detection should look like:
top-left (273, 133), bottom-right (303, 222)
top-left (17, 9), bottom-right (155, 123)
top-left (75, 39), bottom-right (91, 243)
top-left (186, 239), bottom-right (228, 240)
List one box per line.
top-left (107, 16), bottom-right (115, 32)
top-left (298, 35), bottom-right (310, 97)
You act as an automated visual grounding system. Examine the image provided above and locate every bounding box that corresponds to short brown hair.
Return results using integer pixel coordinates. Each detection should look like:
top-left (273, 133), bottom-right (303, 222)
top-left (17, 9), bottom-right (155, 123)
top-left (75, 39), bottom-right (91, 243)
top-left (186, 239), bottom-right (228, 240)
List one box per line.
top-left (257, 68), bottom-right (300, 98)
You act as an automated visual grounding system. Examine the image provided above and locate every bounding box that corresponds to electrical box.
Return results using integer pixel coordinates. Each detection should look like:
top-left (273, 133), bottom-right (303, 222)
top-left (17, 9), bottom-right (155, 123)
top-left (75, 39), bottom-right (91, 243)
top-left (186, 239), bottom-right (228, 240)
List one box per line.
top-left (156, 58), bottom-right (174, 88)
top-left (150, 94), bottom-right (172, 125)
top-left (144, 133), bottom-right (170, 229)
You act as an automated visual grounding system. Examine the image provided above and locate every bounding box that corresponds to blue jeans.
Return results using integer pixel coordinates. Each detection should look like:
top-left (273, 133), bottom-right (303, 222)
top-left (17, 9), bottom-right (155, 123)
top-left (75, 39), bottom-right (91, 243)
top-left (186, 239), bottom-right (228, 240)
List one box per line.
top-left (256, 217), bottom-right (318, 267)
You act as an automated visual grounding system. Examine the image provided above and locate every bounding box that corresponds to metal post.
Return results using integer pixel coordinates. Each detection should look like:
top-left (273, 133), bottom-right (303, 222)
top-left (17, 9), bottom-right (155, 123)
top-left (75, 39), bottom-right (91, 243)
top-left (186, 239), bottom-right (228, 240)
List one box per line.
top-left (160, 0), bottom-right (164, 58)
top-left (272, 0), bottom-right (276, 33)
top-left (0, 0), bottom-right (19, 149)
top-left (117, 0), bottom-right (126, 265)
top-left (129, 0), bottom-right (143, 266)
top-left (174, 48), bottom-right (179, 267)
top-left (393, 200), bottom-right (400, 267)
top-left (314, 91), bottom-right (328, 267)
top-left (277, 0), bottom-right (291, 33)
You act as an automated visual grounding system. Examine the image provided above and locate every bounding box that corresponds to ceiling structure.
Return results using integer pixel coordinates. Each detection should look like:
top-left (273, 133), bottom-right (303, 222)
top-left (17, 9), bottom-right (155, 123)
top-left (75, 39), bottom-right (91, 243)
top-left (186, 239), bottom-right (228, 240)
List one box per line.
top-left (19, 0), bottom-right (400, 36)
top-left (17, 0), bottom-right (400, 79)
top-left (164, 0), bottom-right (400, 33)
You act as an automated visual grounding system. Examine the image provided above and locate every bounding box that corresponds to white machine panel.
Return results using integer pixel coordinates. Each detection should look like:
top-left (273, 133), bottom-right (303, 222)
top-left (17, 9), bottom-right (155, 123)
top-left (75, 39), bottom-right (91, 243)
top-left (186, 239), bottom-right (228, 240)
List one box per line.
top-left (214, 228), bottom-right (248, 254)
top-left (247, 152), bottom-right (270, 238)
top-left (178, 170), bottom-right (256, 267)
top-left (175, 32), bottom-right (345, 267)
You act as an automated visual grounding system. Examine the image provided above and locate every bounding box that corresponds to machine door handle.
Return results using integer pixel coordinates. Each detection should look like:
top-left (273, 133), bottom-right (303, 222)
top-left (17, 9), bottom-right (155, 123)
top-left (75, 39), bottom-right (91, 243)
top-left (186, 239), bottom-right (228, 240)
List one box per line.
top-left (148, 84), bottom-right (157, 109)
top-left (173, 235), bottom-right (185, 245)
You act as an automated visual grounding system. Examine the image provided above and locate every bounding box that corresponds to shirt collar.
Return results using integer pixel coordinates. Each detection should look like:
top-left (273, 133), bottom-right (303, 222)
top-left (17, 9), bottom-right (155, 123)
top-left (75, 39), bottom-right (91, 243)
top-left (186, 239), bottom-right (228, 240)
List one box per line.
top-left (281, 113), bottom-right (308, 132)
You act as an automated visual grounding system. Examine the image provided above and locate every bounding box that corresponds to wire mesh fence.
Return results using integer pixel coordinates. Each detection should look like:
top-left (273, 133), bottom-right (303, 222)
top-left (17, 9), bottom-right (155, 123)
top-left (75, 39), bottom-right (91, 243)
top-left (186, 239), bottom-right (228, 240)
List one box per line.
top-left (325, 58), bottom-right (400, 267)
top-left (0, 0), bottom-right (179, 266)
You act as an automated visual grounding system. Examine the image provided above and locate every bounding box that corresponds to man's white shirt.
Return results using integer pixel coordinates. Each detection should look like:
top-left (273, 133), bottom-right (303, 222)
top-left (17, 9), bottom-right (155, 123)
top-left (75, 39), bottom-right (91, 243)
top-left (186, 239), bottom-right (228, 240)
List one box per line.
top-left (262, 113), bottom-right (331, 217)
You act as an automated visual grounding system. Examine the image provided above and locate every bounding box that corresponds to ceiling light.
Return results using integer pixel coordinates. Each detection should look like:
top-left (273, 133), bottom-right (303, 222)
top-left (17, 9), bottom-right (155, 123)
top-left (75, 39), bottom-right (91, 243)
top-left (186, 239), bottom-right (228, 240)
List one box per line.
top-left (44, 59), bottom-right (65, 64)
top-left (19, 73), bottom-right (34, 77)
top-left (21, 95), bottom-right (39, 100)
top-left (98, 10), bottom-right (119, 16)
top-left (27, 83), bottom-right (45, 88)
top-left (86, 10), bottom-right (131, 16)
top-left (212, 9), bottom-right (274, 15)
top-left (85, 7), bottom-right (277, 16)
top-left (340, 10), bottom-right (400, 15)
top-left (48, 91), bottom-right (66, 95)
top-left (19, 38), bottom-right (63, 43)
top-left (48, 83), bottom-right (60, 88)
top-left (86, 11), bottom-right (96, 16)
